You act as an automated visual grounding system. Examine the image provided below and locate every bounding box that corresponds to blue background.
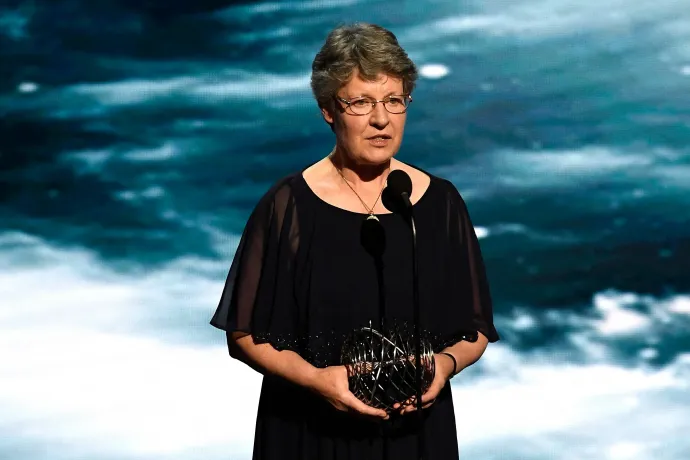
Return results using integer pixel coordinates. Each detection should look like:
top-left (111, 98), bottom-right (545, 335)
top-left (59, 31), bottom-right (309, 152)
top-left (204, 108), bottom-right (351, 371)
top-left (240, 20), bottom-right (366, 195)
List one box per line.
top-left (1, 0), bottom-right (689, 458)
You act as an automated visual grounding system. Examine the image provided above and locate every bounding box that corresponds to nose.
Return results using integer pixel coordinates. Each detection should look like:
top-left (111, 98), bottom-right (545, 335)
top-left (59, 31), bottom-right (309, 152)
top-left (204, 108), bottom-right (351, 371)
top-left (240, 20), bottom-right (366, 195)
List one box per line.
top-left (369, 101), bottom-right (390, 128)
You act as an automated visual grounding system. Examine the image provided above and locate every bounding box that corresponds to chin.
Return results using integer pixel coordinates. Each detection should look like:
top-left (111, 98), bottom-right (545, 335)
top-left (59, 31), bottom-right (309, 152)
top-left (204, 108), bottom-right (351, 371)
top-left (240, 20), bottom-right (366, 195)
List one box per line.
top-left (358, 147), bottom-right (398, 165)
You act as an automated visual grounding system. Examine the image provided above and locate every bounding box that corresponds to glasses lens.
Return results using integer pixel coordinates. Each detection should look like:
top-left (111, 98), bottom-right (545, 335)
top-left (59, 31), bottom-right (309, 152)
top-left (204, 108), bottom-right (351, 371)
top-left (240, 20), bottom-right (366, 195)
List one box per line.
top-left (385, 96), bottom-right (409, 114)
top-left (346, 96), bottom-right (410, 115)
top-left (349, 98), bottom-right (373, 115)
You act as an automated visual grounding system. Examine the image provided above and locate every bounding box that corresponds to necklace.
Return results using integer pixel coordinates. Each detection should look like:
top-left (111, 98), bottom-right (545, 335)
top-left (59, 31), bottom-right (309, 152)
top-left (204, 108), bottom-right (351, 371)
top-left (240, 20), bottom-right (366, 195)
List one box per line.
top-left (335, 164), bottom-right (389, 222)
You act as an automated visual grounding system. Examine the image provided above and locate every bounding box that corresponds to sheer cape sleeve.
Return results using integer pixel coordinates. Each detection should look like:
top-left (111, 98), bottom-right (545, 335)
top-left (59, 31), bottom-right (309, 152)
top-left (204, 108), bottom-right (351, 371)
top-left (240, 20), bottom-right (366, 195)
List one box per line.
top-left (441, 179), bottom-right (500, 343)
top-left (210, 176), bottom-right (302, 348)
top-left (209, 172), bottom-right (499, 365)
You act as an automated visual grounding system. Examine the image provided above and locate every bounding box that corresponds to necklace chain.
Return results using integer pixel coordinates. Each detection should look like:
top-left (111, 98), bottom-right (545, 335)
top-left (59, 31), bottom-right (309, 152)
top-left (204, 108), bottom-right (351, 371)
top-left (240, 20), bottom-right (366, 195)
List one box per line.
top-left (334, 164), bottom-right (388, 216)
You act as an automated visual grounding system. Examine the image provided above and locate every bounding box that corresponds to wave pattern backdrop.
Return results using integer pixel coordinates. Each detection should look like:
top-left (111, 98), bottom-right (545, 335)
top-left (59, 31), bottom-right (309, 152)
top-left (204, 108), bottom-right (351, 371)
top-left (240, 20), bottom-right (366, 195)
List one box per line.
top-left (1, 0), bottom-right (689, 459)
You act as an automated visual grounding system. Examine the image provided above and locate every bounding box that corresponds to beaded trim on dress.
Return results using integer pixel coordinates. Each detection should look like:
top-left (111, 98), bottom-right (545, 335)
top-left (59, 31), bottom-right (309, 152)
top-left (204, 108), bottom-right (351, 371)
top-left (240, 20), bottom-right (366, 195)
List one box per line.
top-left (252, 321), bottom-right (478, 368)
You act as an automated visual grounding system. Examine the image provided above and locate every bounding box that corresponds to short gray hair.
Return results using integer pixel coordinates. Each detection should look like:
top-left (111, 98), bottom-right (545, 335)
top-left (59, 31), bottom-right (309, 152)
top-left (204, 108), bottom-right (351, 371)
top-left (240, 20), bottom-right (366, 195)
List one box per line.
top-left (310, 23), bottom-right (418, 110)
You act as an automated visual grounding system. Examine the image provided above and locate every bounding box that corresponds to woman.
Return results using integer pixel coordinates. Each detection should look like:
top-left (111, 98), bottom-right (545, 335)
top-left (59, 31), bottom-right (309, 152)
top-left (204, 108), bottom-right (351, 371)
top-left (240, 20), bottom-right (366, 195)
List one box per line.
top-left (211, 23), bottom-right (499, 460)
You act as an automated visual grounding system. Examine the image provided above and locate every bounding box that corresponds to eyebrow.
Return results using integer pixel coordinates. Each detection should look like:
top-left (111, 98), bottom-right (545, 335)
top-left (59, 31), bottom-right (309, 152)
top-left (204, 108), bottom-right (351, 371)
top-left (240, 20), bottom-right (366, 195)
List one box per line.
top-left (347, 91), bottom-right (403, 99)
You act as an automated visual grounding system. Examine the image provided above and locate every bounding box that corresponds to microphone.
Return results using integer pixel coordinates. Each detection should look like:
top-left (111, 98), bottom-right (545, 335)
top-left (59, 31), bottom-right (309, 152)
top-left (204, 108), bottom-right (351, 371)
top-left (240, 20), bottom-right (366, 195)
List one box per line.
top-left (383, 169), bottom-right (426, 460)
top-left (385, 169), bottom-right (413, 210)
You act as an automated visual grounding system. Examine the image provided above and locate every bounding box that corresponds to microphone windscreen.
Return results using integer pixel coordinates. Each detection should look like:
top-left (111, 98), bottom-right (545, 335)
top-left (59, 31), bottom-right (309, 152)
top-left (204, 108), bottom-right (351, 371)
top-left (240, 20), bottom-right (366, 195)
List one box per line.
top-left (386, 169), bottom-right (413, 197)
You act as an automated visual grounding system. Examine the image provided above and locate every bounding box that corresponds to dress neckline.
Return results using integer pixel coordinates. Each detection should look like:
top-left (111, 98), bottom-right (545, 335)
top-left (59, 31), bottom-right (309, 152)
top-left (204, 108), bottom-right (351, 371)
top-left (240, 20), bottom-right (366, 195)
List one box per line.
top-left (298, 166), bottom-right (435, 218)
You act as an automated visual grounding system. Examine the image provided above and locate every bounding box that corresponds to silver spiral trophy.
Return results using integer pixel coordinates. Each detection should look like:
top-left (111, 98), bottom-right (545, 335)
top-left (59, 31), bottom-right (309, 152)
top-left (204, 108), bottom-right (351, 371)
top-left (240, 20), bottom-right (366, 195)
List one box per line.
top-left (340, 322), bottom-right (435, 412)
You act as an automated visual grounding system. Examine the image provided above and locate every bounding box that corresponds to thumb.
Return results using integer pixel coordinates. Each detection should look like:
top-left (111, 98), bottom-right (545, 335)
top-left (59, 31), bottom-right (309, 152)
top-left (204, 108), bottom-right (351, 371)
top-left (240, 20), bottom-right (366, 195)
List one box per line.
top-left (421, 385), bottom-right (440, 404)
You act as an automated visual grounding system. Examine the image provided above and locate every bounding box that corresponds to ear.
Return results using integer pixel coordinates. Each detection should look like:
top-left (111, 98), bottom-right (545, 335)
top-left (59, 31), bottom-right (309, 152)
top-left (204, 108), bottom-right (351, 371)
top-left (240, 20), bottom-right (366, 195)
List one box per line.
top-left (321, 105), bottom-right (335, 124)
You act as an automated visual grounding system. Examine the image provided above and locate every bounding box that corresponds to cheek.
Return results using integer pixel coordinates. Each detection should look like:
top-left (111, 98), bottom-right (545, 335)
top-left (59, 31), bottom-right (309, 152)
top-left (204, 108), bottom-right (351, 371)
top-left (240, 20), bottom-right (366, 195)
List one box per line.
top-left (393, 118), bottom-right (406, 136)
top-left (343, 119), bottom-right (369, 138)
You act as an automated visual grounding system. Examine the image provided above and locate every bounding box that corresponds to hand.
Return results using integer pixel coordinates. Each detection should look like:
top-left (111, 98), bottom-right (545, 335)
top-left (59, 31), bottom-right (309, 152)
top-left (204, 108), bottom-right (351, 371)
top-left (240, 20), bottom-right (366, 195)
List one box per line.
top-left (394, 353), bottom-right (454, 415)
top-left (309, 365), bottom-right (389, 420)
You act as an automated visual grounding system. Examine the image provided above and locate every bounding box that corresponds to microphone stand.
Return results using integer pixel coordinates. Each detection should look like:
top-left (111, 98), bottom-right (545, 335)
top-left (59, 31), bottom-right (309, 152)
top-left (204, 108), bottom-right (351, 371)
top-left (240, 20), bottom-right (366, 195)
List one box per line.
top-left (401, 192), bottom-right (424, 460)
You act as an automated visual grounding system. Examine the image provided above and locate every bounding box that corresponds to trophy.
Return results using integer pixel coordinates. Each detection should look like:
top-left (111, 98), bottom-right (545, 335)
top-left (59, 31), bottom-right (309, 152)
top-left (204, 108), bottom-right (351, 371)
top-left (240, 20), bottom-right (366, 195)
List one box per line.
top-left (340, 322), bottom-right (435, 411)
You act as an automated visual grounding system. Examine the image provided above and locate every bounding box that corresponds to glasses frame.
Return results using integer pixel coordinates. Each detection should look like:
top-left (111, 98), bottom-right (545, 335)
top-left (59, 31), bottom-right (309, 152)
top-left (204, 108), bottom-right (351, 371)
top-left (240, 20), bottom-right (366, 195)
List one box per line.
top-left (334, 94), bottom-right (412, 116)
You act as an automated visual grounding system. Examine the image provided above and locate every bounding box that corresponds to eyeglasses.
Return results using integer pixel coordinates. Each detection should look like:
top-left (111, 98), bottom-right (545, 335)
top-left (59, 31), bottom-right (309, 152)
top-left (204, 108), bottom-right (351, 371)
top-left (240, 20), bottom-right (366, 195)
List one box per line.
top-left (334, 94), bottom-right (412, 115)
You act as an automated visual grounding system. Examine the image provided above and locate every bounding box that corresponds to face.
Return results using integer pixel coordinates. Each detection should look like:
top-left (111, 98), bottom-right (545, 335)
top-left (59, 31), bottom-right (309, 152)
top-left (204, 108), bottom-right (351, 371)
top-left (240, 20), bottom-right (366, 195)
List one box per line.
top-left (322, 70), bottom-right (408, 166)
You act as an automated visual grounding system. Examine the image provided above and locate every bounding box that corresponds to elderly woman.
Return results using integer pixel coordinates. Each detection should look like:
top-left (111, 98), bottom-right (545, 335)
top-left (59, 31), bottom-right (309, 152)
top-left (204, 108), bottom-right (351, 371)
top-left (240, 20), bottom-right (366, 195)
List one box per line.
top-left (211, 23), bottom-right (499, 460)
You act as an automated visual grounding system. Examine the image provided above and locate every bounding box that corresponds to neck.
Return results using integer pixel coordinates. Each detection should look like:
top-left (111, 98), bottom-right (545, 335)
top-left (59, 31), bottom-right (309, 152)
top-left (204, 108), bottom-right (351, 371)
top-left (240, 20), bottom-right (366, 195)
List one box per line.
top-left (329, 146), bottom-right (391, 189)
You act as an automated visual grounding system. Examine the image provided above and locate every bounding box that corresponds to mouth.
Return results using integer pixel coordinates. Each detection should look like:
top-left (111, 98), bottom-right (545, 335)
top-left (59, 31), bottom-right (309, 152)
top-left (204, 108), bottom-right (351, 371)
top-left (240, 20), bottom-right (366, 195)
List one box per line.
top-left (367, 135), bottom-right (391, 147)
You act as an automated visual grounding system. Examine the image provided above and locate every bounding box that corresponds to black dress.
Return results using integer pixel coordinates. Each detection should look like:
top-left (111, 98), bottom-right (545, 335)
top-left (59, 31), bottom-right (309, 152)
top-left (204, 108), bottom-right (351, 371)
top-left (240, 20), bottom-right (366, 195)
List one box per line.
top-left (211, 168), bottom-right (499, 460)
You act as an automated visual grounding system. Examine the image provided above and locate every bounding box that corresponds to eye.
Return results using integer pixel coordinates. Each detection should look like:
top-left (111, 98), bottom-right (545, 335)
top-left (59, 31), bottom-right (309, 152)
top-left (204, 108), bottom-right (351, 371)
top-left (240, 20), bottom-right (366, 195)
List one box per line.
top-left (387, 97), bottom-right (404, 106)
top-left (350, 98), bottom-right (371, 108)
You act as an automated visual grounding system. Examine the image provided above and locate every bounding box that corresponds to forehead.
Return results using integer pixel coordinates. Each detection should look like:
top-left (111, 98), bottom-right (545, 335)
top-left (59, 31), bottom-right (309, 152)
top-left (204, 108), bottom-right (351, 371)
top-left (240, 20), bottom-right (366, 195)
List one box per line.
top-left (340, 70), bottom-right (404, 97)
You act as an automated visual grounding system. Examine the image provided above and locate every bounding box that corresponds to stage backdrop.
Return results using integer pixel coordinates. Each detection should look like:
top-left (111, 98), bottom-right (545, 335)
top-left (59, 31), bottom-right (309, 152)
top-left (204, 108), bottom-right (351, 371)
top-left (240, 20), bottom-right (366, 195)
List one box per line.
top-left (2, 0), bottom-right (689, 459)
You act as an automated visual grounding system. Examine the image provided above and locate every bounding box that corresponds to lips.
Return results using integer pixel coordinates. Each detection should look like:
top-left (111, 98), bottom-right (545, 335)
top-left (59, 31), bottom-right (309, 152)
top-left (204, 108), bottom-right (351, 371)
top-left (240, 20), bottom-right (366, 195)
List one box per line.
top-left (367, 136), bottom-right (391, 147)
top-left (366, 135), bottom-right (392, 140)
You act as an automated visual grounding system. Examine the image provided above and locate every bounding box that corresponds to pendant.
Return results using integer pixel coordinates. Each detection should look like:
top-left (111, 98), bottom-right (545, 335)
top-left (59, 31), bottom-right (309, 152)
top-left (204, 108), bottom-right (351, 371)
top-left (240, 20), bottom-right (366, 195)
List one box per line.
top-left (366, 213), bottom-right (379, 222)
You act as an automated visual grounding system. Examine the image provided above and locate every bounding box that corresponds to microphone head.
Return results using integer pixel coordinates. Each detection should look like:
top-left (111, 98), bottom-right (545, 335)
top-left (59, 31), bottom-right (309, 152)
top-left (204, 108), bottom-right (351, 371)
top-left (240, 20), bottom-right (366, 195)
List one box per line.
top-left (382, 169), bottom-right (413, 214)
top-left (386, 169), bottom-right (413, 197)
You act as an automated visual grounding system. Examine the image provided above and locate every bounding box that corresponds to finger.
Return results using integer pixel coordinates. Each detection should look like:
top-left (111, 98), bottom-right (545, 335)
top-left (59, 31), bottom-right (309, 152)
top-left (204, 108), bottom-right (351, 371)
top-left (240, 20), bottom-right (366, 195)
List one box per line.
top-left (420, 389), bottom-right (434, 404)
top-left (421, 387), bottom-right (440, 404)
top-left (344, 393), bottom-right (388, 418)
top-left (402, 400), bottom-right (422, 414)
top-left (402, 395), bottom-right (437, 413)
top-left (422, 399), bottom-right (436, 409)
